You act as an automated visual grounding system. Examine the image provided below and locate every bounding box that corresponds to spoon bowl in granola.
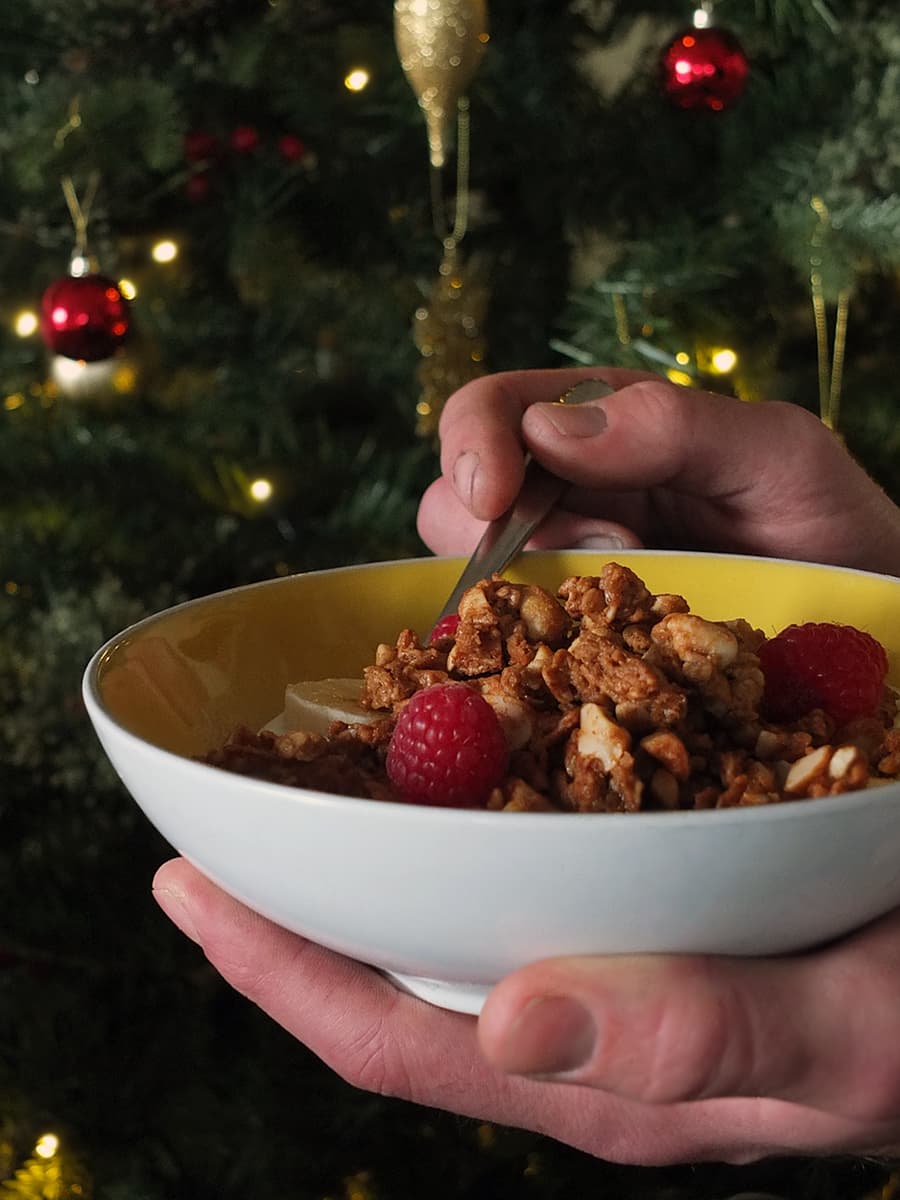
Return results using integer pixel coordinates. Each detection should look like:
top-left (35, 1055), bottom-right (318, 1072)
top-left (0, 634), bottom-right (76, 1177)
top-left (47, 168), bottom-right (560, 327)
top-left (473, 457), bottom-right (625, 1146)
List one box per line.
top-left (83, 551), bottom-right (900, 1014)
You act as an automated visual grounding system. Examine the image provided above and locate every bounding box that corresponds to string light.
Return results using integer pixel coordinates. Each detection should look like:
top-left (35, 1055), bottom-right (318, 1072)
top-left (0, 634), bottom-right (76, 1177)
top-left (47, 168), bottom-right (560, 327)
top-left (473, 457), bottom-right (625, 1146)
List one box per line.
top-left (13, 310), bottom-right (38, 337)
top-left (151, 239), bottom-right (178, 264)
top-left (344, 68), bottom-right (370, 92)
top-left (249, 477), bottom-right (273, 502)
top-left (710, 346), bottom-right (738, 373)
top-left (666, 368), bottom-right (694, 386)
top-left (118, 278), bottom-right (137, 300)
top-left (34, 1133), bottom-right (59, 1159)
top-left (112, 363), bottom-right (138, 394)
top-left (675, 350), bottom-right (691, 365)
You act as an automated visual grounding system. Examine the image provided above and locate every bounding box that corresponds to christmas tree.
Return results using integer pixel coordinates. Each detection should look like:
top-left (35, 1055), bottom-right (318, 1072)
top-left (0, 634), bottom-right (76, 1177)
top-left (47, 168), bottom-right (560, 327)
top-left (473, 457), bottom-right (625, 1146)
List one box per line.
top-left (2, 1), bottom-right (899, 1196)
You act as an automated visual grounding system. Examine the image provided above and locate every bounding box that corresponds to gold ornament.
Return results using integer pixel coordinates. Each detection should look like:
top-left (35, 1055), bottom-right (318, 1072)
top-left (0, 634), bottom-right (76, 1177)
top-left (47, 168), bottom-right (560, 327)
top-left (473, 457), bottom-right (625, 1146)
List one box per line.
top-left (413, 240), bottom-right (488, 436)
top-left (394, 0), bottom-right (489, 168)
top-left (809, 195), bottom-right (851, 432)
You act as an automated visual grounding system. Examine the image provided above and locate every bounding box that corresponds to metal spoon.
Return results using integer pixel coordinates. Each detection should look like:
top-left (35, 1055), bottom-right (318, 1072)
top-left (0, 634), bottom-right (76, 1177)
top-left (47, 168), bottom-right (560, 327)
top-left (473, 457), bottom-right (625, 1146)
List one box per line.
top-left (435, 378), bottom-right (616, 621)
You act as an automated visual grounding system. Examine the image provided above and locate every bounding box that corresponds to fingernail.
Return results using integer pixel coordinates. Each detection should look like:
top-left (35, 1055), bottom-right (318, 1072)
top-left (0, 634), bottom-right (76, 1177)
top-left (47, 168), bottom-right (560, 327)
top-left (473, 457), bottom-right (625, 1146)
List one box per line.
top-left (497, 996), bottom-right (597, 1077)
top-left (571, 534), bottom-right (626, 550)
top-left (452, 450), bottom-right (480, 507)
top-left (153, 883), bottom-right (201, 945)
top-left (536, 403), bottom-right (608, 438)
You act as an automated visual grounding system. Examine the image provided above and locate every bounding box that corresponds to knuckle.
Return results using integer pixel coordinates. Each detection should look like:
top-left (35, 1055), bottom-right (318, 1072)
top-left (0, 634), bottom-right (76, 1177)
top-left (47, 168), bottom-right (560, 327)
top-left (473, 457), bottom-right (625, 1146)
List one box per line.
top-left (336, 1013), bottom-right (411, 1097)
top-left (638, 959), bottom-right (752, 1104)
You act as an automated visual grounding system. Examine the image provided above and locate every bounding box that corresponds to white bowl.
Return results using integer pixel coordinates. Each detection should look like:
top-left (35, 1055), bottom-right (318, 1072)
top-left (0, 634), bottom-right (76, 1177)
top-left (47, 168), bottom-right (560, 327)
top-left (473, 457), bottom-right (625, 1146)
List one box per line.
top-left (83, 551), bottom-right (900, 1013)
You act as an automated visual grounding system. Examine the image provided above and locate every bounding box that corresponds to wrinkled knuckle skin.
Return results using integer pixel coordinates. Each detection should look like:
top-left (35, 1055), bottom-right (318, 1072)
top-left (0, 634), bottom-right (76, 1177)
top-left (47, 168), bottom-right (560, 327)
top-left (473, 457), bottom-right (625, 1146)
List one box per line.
top-left (631, 377), bottom-right (686, 419)
top-left (202, 939), bottom-right (284, 1004)
top-left (336, 1017), bottom-right (415, 1099)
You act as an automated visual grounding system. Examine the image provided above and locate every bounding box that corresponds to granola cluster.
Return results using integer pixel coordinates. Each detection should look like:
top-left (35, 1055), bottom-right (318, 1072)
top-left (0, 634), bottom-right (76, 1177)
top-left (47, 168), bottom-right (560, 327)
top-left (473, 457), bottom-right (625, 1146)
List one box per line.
top-left (204, 563), bottom-right (900, 812)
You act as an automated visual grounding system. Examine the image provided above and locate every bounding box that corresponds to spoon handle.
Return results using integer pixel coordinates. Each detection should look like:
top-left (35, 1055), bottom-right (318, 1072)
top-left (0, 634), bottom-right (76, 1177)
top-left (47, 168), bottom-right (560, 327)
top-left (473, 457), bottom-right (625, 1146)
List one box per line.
top-left (435, 378), bottom-right (615, 622)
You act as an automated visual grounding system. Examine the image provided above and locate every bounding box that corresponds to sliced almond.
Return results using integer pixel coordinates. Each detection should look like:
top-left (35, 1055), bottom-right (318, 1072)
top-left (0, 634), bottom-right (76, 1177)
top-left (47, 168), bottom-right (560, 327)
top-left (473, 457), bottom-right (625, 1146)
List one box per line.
top-left (783, 745), bottom-right (831, 795)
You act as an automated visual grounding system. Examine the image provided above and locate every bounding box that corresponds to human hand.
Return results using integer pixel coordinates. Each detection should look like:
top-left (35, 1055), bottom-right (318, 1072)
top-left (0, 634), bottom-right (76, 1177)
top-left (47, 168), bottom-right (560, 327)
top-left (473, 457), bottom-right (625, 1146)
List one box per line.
top-left (153, 856), bottom-right (900, 1166)
top-left (416, 368), bottom-right (900, 577)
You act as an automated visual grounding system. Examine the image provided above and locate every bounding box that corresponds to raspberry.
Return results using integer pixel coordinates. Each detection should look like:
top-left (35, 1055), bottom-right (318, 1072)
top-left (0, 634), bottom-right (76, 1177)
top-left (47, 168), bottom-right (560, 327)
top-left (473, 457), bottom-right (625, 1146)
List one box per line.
top-left (386, 683), bottom-right (509, 808)
top-left (758, 622), bottom-right (889, 726)
top-left (429, 613), bottom-right (460, 643)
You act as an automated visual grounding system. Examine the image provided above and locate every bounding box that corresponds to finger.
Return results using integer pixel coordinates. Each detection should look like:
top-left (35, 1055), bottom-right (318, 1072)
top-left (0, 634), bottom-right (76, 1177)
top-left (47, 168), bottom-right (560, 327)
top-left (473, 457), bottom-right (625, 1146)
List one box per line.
top-left (416, 476), bottom-right (644, 556)
top-left (152, 857), bottom-right (535, 1118)
top-left (520, 379), bottom-right (900, 568)
top-left (478, 909), bottom-right (900, 1123)
top-left (437, 368), bottom-right (659, 522)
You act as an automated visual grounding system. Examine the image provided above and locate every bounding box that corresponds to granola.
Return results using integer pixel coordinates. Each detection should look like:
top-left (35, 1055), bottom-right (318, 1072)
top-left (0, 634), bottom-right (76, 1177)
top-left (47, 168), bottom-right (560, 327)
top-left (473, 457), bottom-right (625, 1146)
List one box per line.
top-left (203, 563), bottom-right (900, 812)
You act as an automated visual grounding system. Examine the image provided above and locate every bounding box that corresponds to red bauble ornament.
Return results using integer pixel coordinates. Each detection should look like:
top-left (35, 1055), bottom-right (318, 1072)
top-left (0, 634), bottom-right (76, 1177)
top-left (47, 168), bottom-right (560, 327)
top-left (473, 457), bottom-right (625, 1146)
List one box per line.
top-left (186, 171), bottom-right (212, 202)
top-left (660, 26), bottom-right (749, 112)
top-left (184, 129), bottom-right (220, 162)
top-left (277, 134), bottom-right (307, 162)
top-left (40, 272), bottom-right (130, 361)
top-left (230, 124), bottom-right (260, 154)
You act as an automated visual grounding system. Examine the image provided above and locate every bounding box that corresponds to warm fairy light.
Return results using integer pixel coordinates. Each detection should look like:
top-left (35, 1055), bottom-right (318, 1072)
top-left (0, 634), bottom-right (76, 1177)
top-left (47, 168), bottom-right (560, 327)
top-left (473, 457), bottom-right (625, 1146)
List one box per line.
top-left (249, 477), bottom-right (273, 502)
top-left (4, 393), bottom-right (25, 411)
top-left (151, 239), bottom-right (178, 264)
top-left (666, 368), bottom-right (694, 387)
top-left (112, 363), bottom-right (138, 393)
top-left (14, 310), bottom-right (38, 337)
top-left (710, 347), bottom-right (738, 373)
top-left (692, 7), bottom-right (711, 27)
top-left (415, 401), bottom-right (432, 416)
top-left (118, 278), bottom-right (137, 300)
top-left (344, 67), bottom-right (370, 92)
top-left (675, 350), bottom-right (691, 365)
top-left (34, 1133), bottom-right (59, 1159)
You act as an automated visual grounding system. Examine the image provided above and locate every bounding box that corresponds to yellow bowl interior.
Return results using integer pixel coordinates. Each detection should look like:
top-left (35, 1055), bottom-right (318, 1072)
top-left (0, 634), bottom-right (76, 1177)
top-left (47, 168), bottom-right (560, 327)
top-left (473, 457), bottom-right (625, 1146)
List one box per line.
top-left (94, 551), bottom-right (900, 760)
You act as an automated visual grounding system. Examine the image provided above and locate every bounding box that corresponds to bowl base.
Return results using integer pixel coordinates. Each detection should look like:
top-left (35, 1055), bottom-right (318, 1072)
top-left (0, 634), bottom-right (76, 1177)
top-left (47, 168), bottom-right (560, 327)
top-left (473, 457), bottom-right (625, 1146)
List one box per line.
top-left (384, 971), bottom-right (489, 1014)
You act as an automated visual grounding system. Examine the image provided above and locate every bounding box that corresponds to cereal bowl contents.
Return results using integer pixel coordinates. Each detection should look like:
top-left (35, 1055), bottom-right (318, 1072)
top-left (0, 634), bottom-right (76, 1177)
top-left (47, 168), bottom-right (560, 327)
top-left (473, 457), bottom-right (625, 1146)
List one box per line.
top-left (208, 564), bottom-right (899, 813)
top-left (83, 551), bottom-right (900, 1013)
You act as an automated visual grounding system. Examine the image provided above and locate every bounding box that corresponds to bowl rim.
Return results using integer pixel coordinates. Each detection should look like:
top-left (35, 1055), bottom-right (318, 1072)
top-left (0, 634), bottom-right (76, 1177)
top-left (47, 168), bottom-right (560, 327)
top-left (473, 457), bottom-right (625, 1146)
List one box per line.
top-left (82, 548), bottom-right (900, 830)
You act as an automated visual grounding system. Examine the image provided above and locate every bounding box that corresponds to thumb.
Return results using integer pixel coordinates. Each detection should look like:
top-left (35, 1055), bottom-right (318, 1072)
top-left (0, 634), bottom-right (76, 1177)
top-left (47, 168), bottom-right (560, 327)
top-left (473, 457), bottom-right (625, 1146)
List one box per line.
top-left (478, 953), bottom-right (796, 1104)
top-left (477, 922), bottom-right (900, 1122)
top-left (520, 379), bottom-right (815, 498)
top-left (520, 378), bottom-right (900, 571)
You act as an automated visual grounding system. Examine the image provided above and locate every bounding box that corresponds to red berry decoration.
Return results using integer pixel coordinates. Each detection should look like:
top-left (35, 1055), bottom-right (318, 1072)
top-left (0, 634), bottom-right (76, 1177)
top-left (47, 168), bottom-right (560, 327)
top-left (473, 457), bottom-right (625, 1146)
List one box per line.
top-left (40, 273), bottom-right (130, 361)
top-left (429, 613), bottom-right (460, 643)
top-left (758, 623), bottom-right (889, 727)
top-left (386, 683), bottom-right (509, 808)
top-left (660, 26), bottom-right (749, 112)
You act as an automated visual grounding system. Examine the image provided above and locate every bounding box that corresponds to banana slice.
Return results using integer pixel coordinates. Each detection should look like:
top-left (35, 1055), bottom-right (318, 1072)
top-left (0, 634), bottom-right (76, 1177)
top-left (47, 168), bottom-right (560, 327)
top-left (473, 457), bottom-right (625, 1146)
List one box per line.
top-left (263, 677), bottom-right (373, 735)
